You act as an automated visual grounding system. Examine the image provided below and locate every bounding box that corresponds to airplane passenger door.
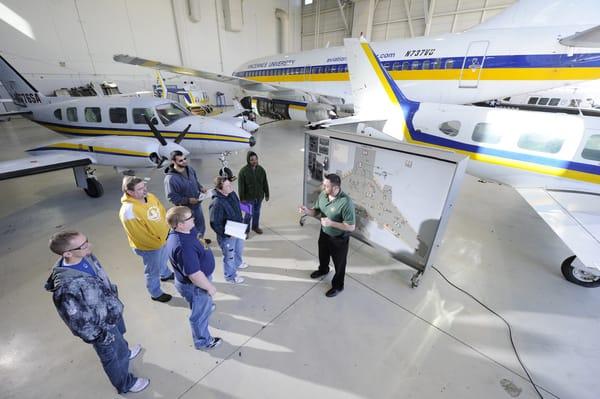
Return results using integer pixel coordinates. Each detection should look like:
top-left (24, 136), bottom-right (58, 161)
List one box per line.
top-left (459, 41), bottom-right (489, 88)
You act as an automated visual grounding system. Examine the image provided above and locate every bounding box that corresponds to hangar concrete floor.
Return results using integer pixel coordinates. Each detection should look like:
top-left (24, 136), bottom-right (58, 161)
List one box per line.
top-left (0, 117), bottom-right (599, 399)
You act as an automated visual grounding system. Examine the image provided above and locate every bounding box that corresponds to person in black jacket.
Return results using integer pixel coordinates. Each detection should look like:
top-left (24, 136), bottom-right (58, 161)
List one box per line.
top-left (45, 230), bottom-right (149, 394)
top-left (238, 151), bottom-right (269, 235)
top-left (209, 176), bottom-right (248, 283)
top-left (164, 151), bottom-right (211, 244)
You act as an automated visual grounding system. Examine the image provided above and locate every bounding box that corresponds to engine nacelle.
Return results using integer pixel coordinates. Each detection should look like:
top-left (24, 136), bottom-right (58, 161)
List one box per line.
top-left (243, 96), bottom-right (342, 123)
top-left (305, 102), bottom-right (337, 123)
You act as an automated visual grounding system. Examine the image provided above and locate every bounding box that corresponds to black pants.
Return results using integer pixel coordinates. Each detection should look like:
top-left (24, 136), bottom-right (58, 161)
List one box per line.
top-left (318, 229), bottom-right (350, 289)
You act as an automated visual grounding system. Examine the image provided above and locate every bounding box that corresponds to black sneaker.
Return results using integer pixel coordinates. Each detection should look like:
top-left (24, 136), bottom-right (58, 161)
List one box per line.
top-left (160, 273), bottom-right (175, 282)
top-left (310, 269), bottom-right (329, 279)
top-left (203, 337), bottom-right (222, 350)
top-left (325, 287), bottom-right (343, 297)
top-left (151, 293), bottom-right (172, 303)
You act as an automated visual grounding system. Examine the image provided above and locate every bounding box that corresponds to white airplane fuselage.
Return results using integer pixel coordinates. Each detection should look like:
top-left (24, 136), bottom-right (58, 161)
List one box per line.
top-left (234, 25), bottom-right (600, 106)
top-left (23, 96), bottom-right (254, 157)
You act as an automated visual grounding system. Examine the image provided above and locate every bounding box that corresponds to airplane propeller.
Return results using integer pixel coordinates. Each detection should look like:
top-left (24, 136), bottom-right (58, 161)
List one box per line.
top-left (143, 115), bottom-right (192, 167)
top-left (174, 124), bottom-right (191, 144)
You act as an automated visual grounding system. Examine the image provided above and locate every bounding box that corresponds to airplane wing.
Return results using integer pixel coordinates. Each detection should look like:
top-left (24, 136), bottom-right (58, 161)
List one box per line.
top-left (113, 54), bottom-right (342, 101)
top-left (516, 188), bottom-right (600, 272)
top-left (559, 25), bottom-right (600, 48)
top-left (114, 54), bottom-right (280, 92)
top-left (0, 153), bottom-right (92, 180)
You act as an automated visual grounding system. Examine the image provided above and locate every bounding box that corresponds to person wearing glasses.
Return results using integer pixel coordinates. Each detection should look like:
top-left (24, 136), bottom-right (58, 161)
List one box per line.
top-left (119, 176), bottom-right (173, 303)
top-left (164, 151), bottom-right (211, 245)
top-left (45, 231), bottom-right (149, 394)
top-left (165, 206), bottom-right (222, 350)
top-left (298, 173), bottom-right (355, 298)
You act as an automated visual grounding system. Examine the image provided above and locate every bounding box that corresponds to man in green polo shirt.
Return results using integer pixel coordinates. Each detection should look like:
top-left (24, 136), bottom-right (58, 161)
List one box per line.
top-left (299, 173), bottom-right (356, 297)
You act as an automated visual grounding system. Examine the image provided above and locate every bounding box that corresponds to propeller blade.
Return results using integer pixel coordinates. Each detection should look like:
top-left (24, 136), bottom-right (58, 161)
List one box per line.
top-left (174, 124), bottom-right (191, 144)
top-left (143, 115), bottom-right (168, 146)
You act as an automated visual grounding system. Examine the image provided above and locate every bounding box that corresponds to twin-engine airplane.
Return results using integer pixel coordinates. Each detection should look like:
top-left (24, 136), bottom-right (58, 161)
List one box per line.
top-left (325, 37), bottom-right (600, 288)
top-left (114, 0), bottom-right (600, 124)
top-left (0, 55), bottom-right (255, 197)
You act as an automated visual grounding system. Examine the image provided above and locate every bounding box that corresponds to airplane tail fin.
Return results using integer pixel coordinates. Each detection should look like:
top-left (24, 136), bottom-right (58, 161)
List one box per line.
top-left (344, 38), bottom-right (418, 141)
top-left (0, 55), bottom-right (47, 108)
top-left (155, 70), bottom-right (168, 99)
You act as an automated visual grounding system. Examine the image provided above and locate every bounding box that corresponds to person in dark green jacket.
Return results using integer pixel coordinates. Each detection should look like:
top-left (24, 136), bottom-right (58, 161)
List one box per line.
top-left (238, 151), bottom-right (270, 234)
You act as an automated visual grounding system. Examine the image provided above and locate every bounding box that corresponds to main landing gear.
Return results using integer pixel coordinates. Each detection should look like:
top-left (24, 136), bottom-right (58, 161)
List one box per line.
top-left (561, 255), bottom-right (600, 288)
top-left (74, 166), bottom-right (104, 198)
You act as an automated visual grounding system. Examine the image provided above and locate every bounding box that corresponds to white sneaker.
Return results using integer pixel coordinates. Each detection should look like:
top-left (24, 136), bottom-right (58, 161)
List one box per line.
top-left (211, 303), bottom-right (216, 312)
top-left (227, 276), bottom-right (245, 284)
top-left (237, 262), bottom-right (249, 269)
top-left (129, 344), bottom-right (142, 360)
top-left (129, 377), bottom-right (150, 393)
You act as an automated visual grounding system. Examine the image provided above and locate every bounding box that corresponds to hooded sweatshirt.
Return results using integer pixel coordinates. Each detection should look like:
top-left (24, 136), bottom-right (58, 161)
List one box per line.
top-left (164, 164), bottom-right (203, 207)
top-left (209, 190), bottom-right (243, 239)
top-left (119, 192), bottom-right (169, 250)
top-left (238, 151), bottom-right (269, 202)
top-left (45, 255), bottom-right (123, 344)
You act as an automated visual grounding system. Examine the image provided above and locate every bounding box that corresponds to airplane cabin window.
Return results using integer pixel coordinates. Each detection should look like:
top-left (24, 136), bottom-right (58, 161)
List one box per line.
top-left (392, 62), bottom-right (400, 70)
top-left (54, 109), bottom-right (62, 120)
top-left (439, 120), bottom-right (461, 137)
top-left (422, 60), bottom-right (430, 70)
top-left (472, 123), bottom-right (502, 144)
top-left (444, 59), bottom-right (454, 69)
top-left (433, 59), bottom-right (441, 69)
top-left (549, 98), bottom-right (560, 106)
top-left (155, 103), bottom-right (190, 126)
top-left (109, 107), bottom-right (127, 124)
top-left (581, 134), bottom-right (600, 161)
top-left (66, 107), bottom-right (78, 122)
top-left (411, 61), bottom-right (419, 70)
top-left (402, 61), bottom-right (409, 70)
top-left (331, 65), bottom-right (337, 73)
top-left (84, 107), bottom-right (102, 123)
top-left (132, 108), bottom-right (154, 124)
top-left (538, 97), bottom-right (550, 106)
top-left (518, 132), bottom-right (564, 153)
top-left (527, 97), bottom-right (539, 105)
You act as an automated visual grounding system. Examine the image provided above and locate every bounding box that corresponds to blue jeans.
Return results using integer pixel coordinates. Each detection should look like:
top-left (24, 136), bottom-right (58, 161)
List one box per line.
top-left (92, 317), bottom-right (136, 393)
top-left (217, 236), bottom-right (244, 281)
top-left (175, 280), bottom-right (214, 349)
top-left (190, 204), bottom-right (206, 237)
top-left (242, 199), bottom-right (263, 230)
top-left (133, 245), bottom-right (172, 298)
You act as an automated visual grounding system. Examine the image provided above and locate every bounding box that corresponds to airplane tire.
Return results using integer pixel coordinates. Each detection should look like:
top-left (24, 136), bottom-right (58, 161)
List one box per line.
top-left (84, 178), bottom-right (104, 198)
top-left (561, 255), bottom-right (600, 288)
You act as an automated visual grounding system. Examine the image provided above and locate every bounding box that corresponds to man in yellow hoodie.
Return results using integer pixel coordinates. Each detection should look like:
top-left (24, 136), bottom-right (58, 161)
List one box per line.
top-left (119, 176), bottom-right (173, 302)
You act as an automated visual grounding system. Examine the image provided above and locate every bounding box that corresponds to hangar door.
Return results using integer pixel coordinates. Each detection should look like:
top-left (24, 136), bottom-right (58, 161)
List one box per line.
top-left (459, 41), bottom-right (489, 88)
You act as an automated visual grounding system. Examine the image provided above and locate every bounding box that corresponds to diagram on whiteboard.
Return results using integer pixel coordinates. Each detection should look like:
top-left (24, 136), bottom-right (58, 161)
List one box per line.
top-left (304, 132), bottom-right (466, 271)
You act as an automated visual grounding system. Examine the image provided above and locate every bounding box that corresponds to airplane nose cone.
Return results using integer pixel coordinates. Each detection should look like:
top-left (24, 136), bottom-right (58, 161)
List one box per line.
top-left (249, 135), bottom-right (256, 147)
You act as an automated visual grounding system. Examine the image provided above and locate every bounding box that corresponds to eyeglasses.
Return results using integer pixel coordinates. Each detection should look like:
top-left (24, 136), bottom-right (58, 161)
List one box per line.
top-left (68, 239), bottom-right (89, 252)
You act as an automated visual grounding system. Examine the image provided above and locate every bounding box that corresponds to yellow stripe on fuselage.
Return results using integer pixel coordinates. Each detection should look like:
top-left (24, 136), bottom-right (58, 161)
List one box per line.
top-left (39, 123), bottom-right (250, 143)
top-left (242, 67), bottom-right (600, 83)
top-left (289, 104), bottom-right (306, 111)
top-left (41, 142), bottom-right (150, 157)
top-left (400, 126), bottom-right (600, 185)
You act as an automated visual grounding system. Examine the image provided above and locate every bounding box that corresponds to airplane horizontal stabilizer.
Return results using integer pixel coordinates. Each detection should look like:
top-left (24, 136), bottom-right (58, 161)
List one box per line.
top-left (0, 153), bottom-right (92, 180)
top-left (516, 188), bottom-right (600, 273)
top-left (0, 110), bottom-right (32, 117)
top-left (559, 25), bottom-right (600, 48)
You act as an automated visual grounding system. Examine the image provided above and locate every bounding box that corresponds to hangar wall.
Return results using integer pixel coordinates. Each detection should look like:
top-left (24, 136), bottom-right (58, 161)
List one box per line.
top-left (0, 0), bottom-right (302, 97)
top-left (301, 0), bottom-right (516, 51)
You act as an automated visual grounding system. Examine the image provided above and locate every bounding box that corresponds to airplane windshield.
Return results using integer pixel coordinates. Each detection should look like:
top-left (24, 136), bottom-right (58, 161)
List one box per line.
top-left (155, 102), bottom-right (191, 126)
